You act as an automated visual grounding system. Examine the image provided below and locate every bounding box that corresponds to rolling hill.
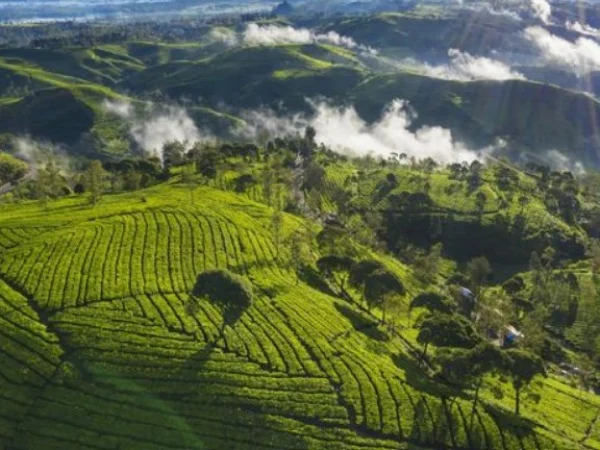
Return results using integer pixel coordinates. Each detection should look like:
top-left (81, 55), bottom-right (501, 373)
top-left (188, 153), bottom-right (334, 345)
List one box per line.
top-left (350, 74), bottom-right (600, 165)
top-left (0, 175), bottom-right (598, 450)
top-left (122, 44), bottom-right (366, 111)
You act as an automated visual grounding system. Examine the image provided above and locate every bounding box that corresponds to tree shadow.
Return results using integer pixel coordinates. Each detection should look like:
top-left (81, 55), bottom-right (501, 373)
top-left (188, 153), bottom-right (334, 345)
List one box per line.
top-left (480, 401), bottom-right (538, 436)
top-left (297, 264), bottom-right (337, 296)
top-left (333, 302), bottom-right (389, 342)
top-left (391, 352), bottom-right (455, 398)
top-left (174, 323), bottom-right (310, 449)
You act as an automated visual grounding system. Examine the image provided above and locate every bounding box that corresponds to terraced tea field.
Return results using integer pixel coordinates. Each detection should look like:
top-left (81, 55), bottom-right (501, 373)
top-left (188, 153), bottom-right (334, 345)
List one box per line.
top-left (0, 183), bottom-right (598, 450)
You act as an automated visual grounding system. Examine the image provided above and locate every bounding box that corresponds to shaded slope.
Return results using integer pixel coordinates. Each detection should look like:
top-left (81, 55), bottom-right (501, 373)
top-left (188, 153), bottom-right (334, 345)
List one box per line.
top-left (351, 73), bottom-right (600, 164)
top-left (122, 44), bottom-right (366, 110)
top-left (323, 11), bottom-right (522, 58)
top-left (0, 47), bottom-right (144, 86)
top-left (0, 88), bottom-right (95, 144)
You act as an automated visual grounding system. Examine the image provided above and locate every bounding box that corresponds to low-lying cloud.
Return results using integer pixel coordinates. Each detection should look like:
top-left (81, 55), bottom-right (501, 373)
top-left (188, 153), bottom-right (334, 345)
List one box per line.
top-left (565, 21), bottom-right (600, 39)
top-left (545, 150), bottom-right (585, 175)
top-left (208, 27), bottom-right (238, 47)
top-left (528, 0), bottom-right (552, 24)
top-left (524, 26), bottom-right (600, 76)
top-left (210, 23), bottom-right (377, 55)
top-left (241, 99), bottom-right (481, 163)
top-left (400, 49), bottom-right (524, 81)
top-left (103, 100), bottom-right (206, 158)
top-left (13, 137), bottom-right (70, 176)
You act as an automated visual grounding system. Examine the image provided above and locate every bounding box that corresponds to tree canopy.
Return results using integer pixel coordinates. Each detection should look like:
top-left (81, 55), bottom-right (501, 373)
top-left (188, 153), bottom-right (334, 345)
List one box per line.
top-left (192, 269), bottom-right (253, 326)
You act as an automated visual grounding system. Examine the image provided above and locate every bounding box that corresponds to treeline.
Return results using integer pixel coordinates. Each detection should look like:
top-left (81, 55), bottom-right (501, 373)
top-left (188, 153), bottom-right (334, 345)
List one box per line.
top-left (0, 12), bottom-right (276, 48)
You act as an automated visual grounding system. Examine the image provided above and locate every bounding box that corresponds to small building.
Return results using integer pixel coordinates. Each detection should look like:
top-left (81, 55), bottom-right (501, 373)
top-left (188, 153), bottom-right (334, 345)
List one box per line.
top-left (502, 325), bottom-right (523, 347)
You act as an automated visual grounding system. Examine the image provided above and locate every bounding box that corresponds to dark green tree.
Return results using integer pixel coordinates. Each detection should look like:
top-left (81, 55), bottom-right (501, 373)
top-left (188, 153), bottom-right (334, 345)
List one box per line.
top-left (196, 148), bottom-right (219, 180)
top-left (410, 292), bottom-right (456, 314)
top-left (162, 141), bottom-right (185, 169)
top-left (0, 152), bottom-right (27, 185)
top-left (436, 342), bottom-right (503, 429)
top-left (502, 349), bottom-right (546, 415)
top-left (466, 256), bottom-right (491, 295)
top-left (363, 269), bottom-right (404, 315)
top-left (417, 312), bottom-right (480, 358)
top-left (84, 160), bottom-right (107, 205)
top-left (317, 255), bottom-right (355, 291)
top-left (192, 269), bottom-right (253, 328)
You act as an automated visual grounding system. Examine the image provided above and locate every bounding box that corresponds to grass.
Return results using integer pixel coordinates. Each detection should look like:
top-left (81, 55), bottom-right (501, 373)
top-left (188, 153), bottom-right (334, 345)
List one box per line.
top-left (0, 179), bottom-right (596, 449)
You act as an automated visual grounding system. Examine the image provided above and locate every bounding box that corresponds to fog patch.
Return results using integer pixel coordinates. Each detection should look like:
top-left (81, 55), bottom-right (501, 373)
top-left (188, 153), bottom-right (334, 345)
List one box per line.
top-left (565, 21), bottom-right (600, 39)
top-left (544, 150), bottom-right (586, 175)
top-left (240, 99), bottom-right (483, 163)
top-left (243, 23), bottom-right (377, 55)
top-left (527, 0), bottom-right (552, 24)
top-left (102, 100), bottom-right (208, 158)
top-left (208, 27), bottom-right (239, 46)
top-left (524, 26), bottom-right (600, 76)
top-left (399, 49), bottom-right (524, 81)
top-left (461, 4), bottom-right (522, 22)
top-left (14, 137), bottom-right (70, 176)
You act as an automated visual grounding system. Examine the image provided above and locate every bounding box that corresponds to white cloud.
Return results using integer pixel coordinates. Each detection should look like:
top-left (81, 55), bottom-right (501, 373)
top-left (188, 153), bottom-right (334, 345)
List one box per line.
top-left (524, 26), bottom-right (600, 76)
top-left (242, 23), bottom-right (377, 55)
top-left (400, 49), bottom-right (524, 81)
top-left (240, 99), bottom-right (480, 163)
top-left (102, 100), bottom-right (207, 158)
top-left (102, 99), bottom-right (134, 117)
top-left (208, 27), bottom-right (239, 46)
top-left (565, 21), bottom-right (600, 39)
top-left (545, 150), bottom-right (585, 174)
top-left (461, 4), bottom-right (522, 22)
top-left (528, 0), bottom-right (552, 24)
top-left (13, 137), bottom-right (69, 175)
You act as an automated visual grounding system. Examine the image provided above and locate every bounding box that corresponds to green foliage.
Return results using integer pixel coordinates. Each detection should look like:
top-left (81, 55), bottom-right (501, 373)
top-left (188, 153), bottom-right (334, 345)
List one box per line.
top-left (84, 160), bottom-right (107, 205)
top-left (410, 292), bottom-right (455, 314)
top-left (162, 140), bottom-right (185, 169)
top-left (466, 256), bottom-right (491, 292)
top-left (502, 349), bottom-right (547, 415)
top-left (0, 151), bottom-right (27, 184)
top-left (417, 312), bottom-right (480, 356)
top-left (0, 177), bottom-right (595, 450)
top-left (192, 269), bottom-right (253, 326)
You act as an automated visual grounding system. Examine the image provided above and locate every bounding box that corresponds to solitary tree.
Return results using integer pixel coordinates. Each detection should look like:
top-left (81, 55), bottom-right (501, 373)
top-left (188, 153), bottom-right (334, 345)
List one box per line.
top-left (467, 256), bottom-right (491, 295)
top-left (0, 152), bottom-right (27, 185)
top-left (36, 160), bottom-right (63, 208)
top-left (518, 195), bottom-right (530, 214)
top-left (286, 228), bottom-right (314, 284)
top-left (503, 349), bottom-right (546, 415)
top-left (410, 292), bottom-right (456, 314)
top-left (196, 148), bottom-right (219, 181)
top-left (317, 255), bottom-right (355, 291)
top-left (191, 269), bottom-right (253, 330)
top-left (436, 342), bottom-right (504, 429)
top-left (85, 160), bottom-right (107, 205)
top-left (271, 210), bottom-right (284, 258)
top-left (475, 191), bottom-right (487, 218)
top-left (363, 269), bottom-right (404, 316)
top-left (417, 312), bottom-right (480, 358)
top-left (162, 141), bottom-right (185, 169)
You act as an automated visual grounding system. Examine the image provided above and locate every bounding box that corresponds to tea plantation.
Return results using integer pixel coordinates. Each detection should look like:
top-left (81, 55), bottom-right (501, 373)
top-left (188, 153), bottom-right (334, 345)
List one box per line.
top-left (0, 183), bottom-right (598, 450)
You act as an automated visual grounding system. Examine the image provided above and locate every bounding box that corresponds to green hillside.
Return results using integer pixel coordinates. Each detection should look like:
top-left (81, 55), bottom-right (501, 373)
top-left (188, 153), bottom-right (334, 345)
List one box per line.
top-left (350, 74), bottom-right (600, 165)
top-left (0, 160), bottom-right (598, 449)
top-left (0, 29), bottom-right (599, 163)
top-left (122, 44), bottom-right (366, 110)
top-left (321, 11), bottom-right (521, 58)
